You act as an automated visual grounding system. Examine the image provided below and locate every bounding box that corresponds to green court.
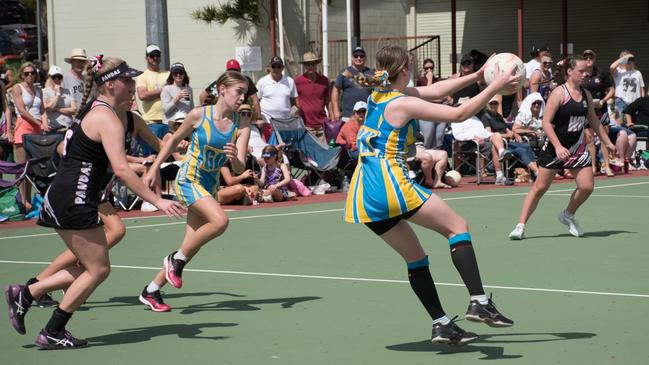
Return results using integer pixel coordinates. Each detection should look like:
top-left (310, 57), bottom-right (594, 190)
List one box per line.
top-left (1, 177), bottom-right (648, 364)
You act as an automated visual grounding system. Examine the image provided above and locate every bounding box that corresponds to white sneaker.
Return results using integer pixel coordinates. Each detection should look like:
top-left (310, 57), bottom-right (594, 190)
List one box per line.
top-left (498, 149), bottom-right (513, 161)
top-left (509, 223), bottom-right (525, 240)
top-left (141, 201), bottom-right (159, 212)
top-left (558, 210), bottom-right (583, 237)
top-left (495, 176), bottom-right (507, 185)
top-left (262, 195), bottom-right (274, 203)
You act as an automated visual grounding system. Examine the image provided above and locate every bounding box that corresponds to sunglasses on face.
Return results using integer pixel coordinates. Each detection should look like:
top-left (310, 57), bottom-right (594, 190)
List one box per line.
top-left (356, 109), bottom-right (366, 115)
top-left (148, 53), bottom-right (161, 59)
top-left (353, 54), bottom-right (366, 59)
top-left (542, 62), bottom-right (552, 66)
top-left (51, 75), bottom-right (63, 80)
top-left (172, 71), bottom-right (184, 76)
top-left (488, 101), bottom-right (499, 106)
top-left (240, 111), bottom-right (252, 117)
top-left (423, 66), bottom-right (434, 70)
top-left (583, 55), bottom-right (594, 60)
top-left (271, 65), bottom-right (283, 69)
top-left (23, 71), bottom-right (35, 76)
top-left (304, 62), bottom-right (317, 67)
top-left (461, 61), bottom-right (473, 66)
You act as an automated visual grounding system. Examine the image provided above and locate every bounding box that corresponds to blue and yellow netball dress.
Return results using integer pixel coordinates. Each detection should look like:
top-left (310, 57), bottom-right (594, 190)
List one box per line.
top-left (175, 105), bottom-right (240, 206)
top-left (344, 90), bottom-right (431, 223)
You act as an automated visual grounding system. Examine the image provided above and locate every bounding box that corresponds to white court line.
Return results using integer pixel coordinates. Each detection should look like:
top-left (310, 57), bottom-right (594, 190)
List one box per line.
top-left (1, 181), bottom-right (647, 241)
top-left (0, 259), bottom-right (647, 299)
top-left (547, 194), bottom-right (649, 198)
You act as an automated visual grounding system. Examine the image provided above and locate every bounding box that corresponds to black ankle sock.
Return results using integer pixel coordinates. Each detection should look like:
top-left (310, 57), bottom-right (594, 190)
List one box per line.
top-left (407, 265), bottom-right (446, 320)
top-left (22, 285), bottom-right (34, 303)
top-left (449, 238), bottom-right (485, 296)
top-left (26, 277), bottom-right (38, 286)
top-left (45, 307), bottom-right (72, 334)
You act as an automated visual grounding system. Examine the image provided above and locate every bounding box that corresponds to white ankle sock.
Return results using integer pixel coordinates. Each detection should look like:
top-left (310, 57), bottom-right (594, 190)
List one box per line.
top-left (516, 223), bottom-right (525, 229)
top-left (496, 171), bottom-right (504, 178)
top-left (433, 315), bottom-right (451, 326)
top-left (498, 148), bottom-right (505, 155)
top-left (146, 281), bottom-right (161, 293)
top-left (471, 294), bottom-right (489, 305)
top-left (173, 250), bottom-right (188, 261)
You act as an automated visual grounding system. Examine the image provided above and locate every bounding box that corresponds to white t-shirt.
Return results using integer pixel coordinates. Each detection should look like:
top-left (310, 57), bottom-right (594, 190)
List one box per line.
top-left (525, 59), bottom-right (541, 80)
top-left (43, 86), bottom-right (74, 129)
top-left (614, 68), bottom-right (645, 104)
top-left (256, 74), bottom-right (298, 122)
top-left (451, 116), bottom-right (492, 141)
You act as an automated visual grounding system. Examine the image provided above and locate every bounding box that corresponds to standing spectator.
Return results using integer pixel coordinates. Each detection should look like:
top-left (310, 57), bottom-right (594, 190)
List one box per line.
top-left (450, 54), bottom-right (483, 118)
top-left (417, 58), bottom-right (446, 149)
top-left (62, 48), bottom-right (89, 111)
top-left (200, 59), bottom-right (260, 121)
top-left (295, 51), bottom-right (330, 143)
top-left (42, 65), bottom-right (76, 133)
top-left (331, 47), bottom-right (374, 122)
top-left (525, 45), bottom-right (551, 80)
top-left (336, 101), bottom-right (366, 158)
top-left (12, 62), bottom-right (46, 210)
top-left (528, 54), bottom-right (554, 101)
top-left (610, 50), bottom-right (645, 114)
top-left (136, 44), bottom-right (170, 154)
top-left (256, 56), bottom-right (298, 123)
top-left (161, 62), bottom-right (194, 125)
top-left (582, 49), bottom-right (615, 176)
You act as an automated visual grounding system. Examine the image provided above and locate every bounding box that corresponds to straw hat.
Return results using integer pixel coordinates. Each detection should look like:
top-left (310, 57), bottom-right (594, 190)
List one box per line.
top-left (238, 104), bottom-right (252, 112)
top-left (300, 52), bottom-right (321, 64)
top-left (64, 48), bottom-right (90, 64)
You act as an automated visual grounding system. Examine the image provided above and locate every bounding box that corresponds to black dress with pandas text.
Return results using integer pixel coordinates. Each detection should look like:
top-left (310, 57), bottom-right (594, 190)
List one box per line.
top-left (538, 85), bottom-right (591, 169)
top-left (38, 100), bottom-right (113, 229)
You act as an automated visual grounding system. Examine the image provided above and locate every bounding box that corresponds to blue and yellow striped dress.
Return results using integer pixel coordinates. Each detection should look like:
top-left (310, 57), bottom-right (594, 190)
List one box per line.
top-left (344, 90), bottom-right (431, 223)
top-left (174, 105), bottom-right (240, 206)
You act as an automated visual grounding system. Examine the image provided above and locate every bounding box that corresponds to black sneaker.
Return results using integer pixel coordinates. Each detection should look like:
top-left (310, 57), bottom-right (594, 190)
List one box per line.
top-left (35, 328), bottom-right (89, 350)
top-left (431, 316), bottom-right (478, 346)
top-left (4, 284), bottom-right (32, 335)
top-left (163, 251), bottom-right (186, 289)
top-left (465, 294), bottom-right (514, 327)
top-left (35, 293), bottom-right (59, 308)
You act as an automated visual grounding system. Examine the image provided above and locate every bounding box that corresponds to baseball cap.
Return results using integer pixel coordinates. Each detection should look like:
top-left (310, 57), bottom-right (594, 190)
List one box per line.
top-left (261, 150), bottom-right (277, 158)
top-left (352, 47), bottom-right (366, 56)
top-left (353, 101), bottom-right (367, 112)
top-left (583, 49), bottom-right (597, 58)
top-left (226, 59), bottom-right (241, 71)
top-left (48, 65), bottom-right (63, 76)
top-left (530, 44), bottom-right (550, 57)
top-left (146, 44), bottom-right (161, 56)
top-left (170, 62), bottom-right (185, 73)
top-left (269, 56), bottom-right (284, 66)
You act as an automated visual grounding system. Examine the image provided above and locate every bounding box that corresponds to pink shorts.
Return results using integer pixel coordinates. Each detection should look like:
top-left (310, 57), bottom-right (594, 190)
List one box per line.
top-left (13, 117), bottom-right (42, 144)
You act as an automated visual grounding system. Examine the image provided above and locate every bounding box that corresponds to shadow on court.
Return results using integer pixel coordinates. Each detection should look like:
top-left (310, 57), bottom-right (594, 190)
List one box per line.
top-left (178, 295), bottom-right (322, 314)
top-left (386, 332), bottom-right (596, 360)
top-left (78, 291), bottom-right (247, 311)
top-left (523, 230), bottom-right (633, 240)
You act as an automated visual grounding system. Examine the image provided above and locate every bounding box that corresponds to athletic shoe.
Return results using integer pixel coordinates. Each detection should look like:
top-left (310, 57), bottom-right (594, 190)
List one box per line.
top-left (139, 286), bottom-right (172, 312)
top-left (431, 316), bottom-right (478, 346)
top-left (509, 223), bottom-right (525, 240)
top-left (465, 294), bottom-right (514, 327)
top-left (34, 328), bottom-right (89, 350)
top-left (35, 293), bottom-right (59, 308)
top-left (163, 252), bottom-right (186, 289)
top-left (495, 176), bottom-right (507, 185)
top-left (4, 285), bottom-right (31, 335)
top-left (558, 210), bottom-right (584, 237)
top-left (498, 149), bottom-right (513, 161)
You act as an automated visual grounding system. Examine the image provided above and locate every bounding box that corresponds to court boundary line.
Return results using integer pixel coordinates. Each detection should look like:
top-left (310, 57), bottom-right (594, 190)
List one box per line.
top-left (0, 260), bottom-right (647, 299)
top-left (1, 181), bottom-right (647, 241)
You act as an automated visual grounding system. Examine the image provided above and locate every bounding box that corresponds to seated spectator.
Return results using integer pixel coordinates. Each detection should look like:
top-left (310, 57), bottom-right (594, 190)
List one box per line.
top-left (218, 155), bottom-right (260, 205)
top-left (624, 95), bottom-right (649, 139)
top-left (415, 143), bottom-right (451, 189)
top-left (161, 62), bottom-right (194, 126)
top-left (336, 101), bottom-right (366, 158)
top-left (482, 96), bottom-right (539, 177)
top-left (607, 103), bottom-right (637, 171)
top-left (513, 92), bottom-right (545, 151)
top-left (257, 145), bottom-right (294, 202)
top-left (43, 65), bottom-right (76, 133)
top-left (451, 115), bottom-right (510, 185)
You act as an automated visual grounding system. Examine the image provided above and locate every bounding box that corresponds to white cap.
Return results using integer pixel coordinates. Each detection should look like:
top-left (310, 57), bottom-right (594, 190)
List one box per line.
top-left (146, 44), bottom-right (161, 55)
top-left (48, 65), bottom-right (63, 76)
top-left (353, 101), bottom-right (367, 112)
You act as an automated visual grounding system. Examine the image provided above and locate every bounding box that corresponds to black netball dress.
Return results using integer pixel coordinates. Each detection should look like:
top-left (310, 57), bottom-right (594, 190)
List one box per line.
top-left (38, 100), bottom-right (125, 229)
top-left (538, 85), bottom-right (591, 169)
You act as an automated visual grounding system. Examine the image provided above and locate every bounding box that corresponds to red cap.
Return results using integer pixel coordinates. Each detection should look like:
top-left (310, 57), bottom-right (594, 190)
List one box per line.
top-left (226, 59), bottom-right (241, 71)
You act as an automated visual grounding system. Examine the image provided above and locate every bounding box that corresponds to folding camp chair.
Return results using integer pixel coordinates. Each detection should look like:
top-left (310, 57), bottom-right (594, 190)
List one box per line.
top-left (269, 116), bottom-right (342, 186)
top-left (22, 133), bottom-right (64, 195)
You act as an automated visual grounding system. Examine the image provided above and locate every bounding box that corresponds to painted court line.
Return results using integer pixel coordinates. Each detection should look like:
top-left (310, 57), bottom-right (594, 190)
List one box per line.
top-left (547, 194), bottom-right (649, 198)
top-left (1, 181), bottom-right (646, 241)
top-left (0, 259), bottom-right (647, 299)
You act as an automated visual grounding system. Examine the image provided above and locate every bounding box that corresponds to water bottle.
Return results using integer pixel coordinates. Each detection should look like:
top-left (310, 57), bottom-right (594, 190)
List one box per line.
top-left (342, 176), bottom-right (350, 192)
top-left (329, 138), bottom-right (336, 148)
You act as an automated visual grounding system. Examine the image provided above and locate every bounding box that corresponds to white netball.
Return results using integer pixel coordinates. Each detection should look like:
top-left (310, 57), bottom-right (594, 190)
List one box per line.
top-left (444, 170), bottom-right (462, 187)
top-left (483, 53), bottom-right (526, 95)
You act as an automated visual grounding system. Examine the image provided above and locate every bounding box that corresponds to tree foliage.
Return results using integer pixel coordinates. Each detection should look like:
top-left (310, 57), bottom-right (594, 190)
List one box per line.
top-left (192, 0), bottom-right (263, 26)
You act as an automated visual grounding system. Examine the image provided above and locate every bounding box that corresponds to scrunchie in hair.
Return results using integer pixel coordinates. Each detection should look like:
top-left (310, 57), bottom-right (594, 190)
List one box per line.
top-left (90, 54), bottom-right (104, 73)
top-left (376, 70), bottom-right (390, 87)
